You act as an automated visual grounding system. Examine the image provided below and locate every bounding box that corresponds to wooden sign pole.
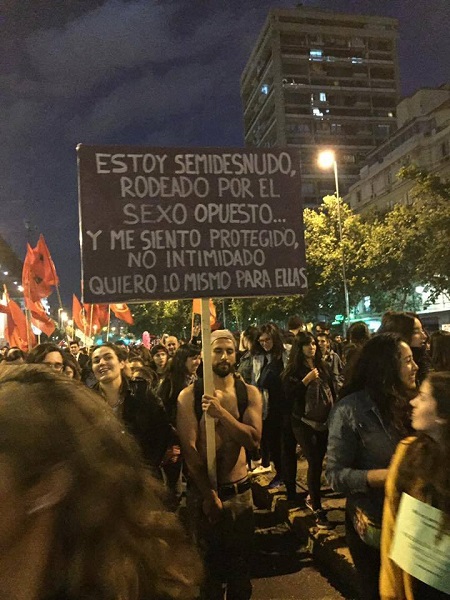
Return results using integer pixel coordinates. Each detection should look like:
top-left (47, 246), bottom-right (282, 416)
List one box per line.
top-left (201, 297), bottom-right (217, 490)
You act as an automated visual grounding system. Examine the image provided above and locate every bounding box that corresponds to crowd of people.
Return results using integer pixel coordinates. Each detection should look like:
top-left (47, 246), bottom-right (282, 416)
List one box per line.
top-left (0, 310), bottom-right (449, 599)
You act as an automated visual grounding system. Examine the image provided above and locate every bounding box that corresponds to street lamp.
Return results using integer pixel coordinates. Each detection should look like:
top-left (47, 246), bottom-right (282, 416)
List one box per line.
top-left (317, 150), bottom-right (350, 334)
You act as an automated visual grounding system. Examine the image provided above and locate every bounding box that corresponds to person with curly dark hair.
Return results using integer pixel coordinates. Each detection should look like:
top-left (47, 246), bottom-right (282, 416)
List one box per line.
top-left (0, 364), bottom-right (201, 600)
top-left (326, 333), bottom-right (418, 600)
top-left (26, 342), bottom-right (65, 372)
top-left (380, 371), bottom-right (450, 599)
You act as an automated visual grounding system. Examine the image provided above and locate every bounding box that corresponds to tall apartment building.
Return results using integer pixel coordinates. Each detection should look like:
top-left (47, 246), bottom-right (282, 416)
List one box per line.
top-left (241, 6), bottom-right (400, 207)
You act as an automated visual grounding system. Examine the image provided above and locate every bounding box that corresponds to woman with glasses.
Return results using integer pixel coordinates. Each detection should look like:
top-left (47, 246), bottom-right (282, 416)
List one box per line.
top-left (26, 342), bottom-right (65, 372)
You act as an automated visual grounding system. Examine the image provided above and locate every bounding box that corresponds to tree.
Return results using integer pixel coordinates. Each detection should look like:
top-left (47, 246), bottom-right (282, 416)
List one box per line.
top-left (398, 165), bottom-right (450, 297)
top-left (303, 195), bottom-right (373, 320)
top-left (129, 300), bottom-right (192, 339)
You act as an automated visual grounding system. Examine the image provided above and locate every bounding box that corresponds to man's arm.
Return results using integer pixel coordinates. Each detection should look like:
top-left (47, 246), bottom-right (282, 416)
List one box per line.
top-left (177, 386), bottom-right (222, 521)
top-left (202, 383), bottom-right (262, 451)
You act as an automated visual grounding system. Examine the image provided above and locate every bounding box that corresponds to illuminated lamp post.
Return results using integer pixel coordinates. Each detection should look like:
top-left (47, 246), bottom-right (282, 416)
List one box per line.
top-left (317, 149), bottom-right (350, 334)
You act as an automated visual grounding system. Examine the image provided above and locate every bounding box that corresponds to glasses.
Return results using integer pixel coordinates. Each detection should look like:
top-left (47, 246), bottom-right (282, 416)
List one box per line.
top-left (43, 361), bottom-right (64, 371)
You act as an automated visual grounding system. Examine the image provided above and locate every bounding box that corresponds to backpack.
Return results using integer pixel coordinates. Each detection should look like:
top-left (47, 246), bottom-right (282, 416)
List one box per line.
top-left (303, 378), bottom-right (334, 424)
top-left (193, 376), bottom-right (248, 422)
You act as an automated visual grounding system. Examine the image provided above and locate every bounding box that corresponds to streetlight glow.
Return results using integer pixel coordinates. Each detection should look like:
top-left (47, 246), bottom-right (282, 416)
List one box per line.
top-left (317, 149), bottom-right (336, 170)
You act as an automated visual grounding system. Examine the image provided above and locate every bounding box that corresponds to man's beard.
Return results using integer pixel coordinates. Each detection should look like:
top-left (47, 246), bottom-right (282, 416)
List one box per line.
top-left (212, 362), bottom-right (235, 378)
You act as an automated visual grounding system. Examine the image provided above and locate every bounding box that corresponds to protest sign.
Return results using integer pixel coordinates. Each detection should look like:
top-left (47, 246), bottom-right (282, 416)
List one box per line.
top-left (390, 493), bottom-right (450, 594)
top-left (77, 145), bottom-right (305, 303)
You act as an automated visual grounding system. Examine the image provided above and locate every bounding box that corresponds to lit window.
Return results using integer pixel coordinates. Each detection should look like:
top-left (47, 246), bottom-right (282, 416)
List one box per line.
top-left (312, 108), bottom-right (323, 117)
top-left (319, 92), bottom-right (327, 102)
top-left (310, 49), bottom-right (323, 61)
top-left (261, 84), bottom-right (269, 95)
top-left (351, 57), bottom-right (363, 64)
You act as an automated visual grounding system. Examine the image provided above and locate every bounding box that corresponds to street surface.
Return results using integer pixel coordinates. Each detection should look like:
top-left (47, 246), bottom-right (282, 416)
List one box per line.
top-left (251, 509), bottom-right (351, 600)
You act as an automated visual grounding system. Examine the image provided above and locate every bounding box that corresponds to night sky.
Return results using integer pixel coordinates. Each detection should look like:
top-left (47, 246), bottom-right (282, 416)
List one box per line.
top-left (2, 0), bottom-right (449, 305)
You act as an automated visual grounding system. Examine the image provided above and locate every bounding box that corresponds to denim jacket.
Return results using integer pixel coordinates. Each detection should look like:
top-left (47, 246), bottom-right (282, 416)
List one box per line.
top-left (326, 389), bottom-right (404, 508)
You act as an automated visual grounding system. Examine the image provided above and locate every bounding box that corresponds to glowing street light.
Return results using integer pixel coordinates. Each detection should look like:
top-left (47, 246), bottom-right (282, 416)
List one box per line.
top-left (317, 149), bottom-right (350, 334)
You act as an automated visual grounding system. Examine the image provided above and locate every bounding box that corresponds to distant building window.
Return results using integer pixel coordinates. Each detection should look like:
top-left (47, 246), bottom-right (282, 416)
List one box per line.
top-left (302, 182), bottom-right (315, 195)
top-left (351, 57), bottom-right (363, 64)
top-left (261, 84), bottom-right (269, 95)
top-left (331, 123), bottom-right (342, 134)
top-left (319, 92), bottom-right (327, 102)
top-left (310, 49), bottom-right (323, 61)
top-left (312, 107), bottom-right (324, 117)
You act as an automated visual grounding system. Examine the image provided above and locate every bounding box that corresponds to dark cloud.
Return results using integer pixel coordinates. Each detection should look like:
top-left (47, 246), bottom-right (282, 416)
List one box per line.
top-left (1, 0), bottom-right (448, 303)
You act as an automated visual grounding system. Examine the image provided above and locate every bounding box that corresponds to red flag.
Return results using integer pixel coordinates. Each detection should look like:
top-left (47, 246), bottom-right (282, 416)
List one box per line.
top-left (192, 298), bottom-right (216, 327)
top-left (2, 287), bottom-right (36, 351)
top-left (25, 298), bottom-right (56, 337)
top-left (96, 304), bottom-right (110, 328)
top-left (33, 235), bottom-right (59, 287)
top-left (110, 303), bottom-right (134, 325)
top-left (72, 294), bottom-right (87, 333)
top-left (22, 244), bottom-right (53, 303)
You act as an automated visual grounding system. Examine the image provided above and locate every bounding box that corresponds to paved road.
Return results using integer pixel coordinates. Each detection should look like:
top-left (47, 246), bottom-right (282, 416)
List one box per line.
top-left (251, 509), bottom-right (351, 600)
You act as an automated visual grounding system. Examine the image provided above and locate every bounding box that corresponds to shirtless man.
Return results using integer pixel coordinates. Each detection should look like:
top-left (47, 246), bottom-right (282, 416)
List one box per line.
top-left (177, 330), bottom-right (262, 600)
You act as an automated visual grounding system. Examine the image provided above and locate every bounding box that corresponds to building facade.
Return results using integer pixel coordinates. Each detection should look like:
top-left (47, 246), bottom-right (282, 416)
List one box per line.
top-left (241, 6), bottom-right (400, 207)
top-left (347, 85), bottom-right (450, 214)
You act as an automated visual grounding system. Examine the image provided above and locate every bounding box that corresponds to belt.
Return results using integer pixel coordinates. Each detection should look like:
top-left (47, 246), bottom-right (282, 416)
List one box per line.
top-left (218, 477), bottom-right (251, 501)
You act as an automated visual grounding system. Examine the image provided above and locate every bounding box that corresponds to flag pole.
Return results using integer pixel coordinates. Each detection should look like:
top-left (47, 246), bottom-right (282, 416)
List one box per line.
top-left (201, 297), bottom-right (217, 490)
top-left (88, 306), bottom-right (93, 340)
top-left (106, 306), bottom-right (111, 341)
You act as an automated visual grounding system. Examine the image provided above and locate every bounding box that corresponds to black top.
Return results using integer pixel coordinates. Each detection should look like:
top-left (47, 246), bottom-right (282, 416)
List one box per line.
top-left (94, 376), bottom-right (173, 470)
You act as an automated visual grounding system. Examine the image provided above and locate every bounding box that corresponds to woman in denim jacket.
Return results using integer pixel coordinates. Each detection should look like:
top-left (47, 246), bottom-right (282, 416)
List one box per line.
top-left (326, 333), bottom-right (418, 600)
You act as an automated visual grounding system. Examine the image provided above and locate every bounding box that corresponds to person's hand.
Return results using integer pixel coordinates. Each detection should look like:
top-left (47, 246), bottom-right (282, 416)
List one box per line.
top-left (201, 392), bottom-right (224, 419)
top-left (303, 368), bottom-right (319, 386)
top-left (202, 492), bottom-right (223, 523)
top-left (192, 324), bottom-right (201, 337)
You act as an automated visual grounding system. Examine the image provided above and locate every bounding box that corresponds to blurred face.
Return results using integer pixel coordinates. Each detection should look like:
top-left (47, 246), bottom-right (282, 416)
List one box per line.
top-left (165, 336), bottom-right (179, 356)
top-left (258, 333), bottom-right (273, 352)
top-left (410, 318), bottom-right (427, 348)
top-left (185, 354), bottom-right (201, 376)
top-left (410, 380), bottom-right (445, 435)
top-left (398, 341), bottom-right (418, 390)
top-left (64, 365), bottom-right (75, 378)
top-left (302, 338), bottom-right (316, 360)
top-left (42, 351), bottom-right (64, 373)
top-left (153, 351), bottom-right (168, 371)
top-left (92, 347), bottom-right (124, 384)
top-left (69, 343), bottom-right (79, 357)
top-left (317, 335), bottom-right (330, 355)
top-left (129, 360), bottom-right (144, 377)
top-left (211, 339), bottom-right (236, 378)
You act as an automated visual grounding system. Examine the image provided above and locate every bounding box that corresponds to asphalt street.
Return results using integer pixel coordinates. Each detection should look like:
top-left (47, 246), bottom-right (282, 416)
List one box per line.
top-left (251, 509), bottom-right (351, 600)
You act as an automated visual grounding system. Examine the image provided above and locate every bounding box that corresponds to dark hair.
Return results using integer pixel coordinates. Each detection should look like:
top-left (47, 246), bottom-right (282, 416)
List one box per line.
top-left (0, 364), bottom-right (201, 598)
top-left (396, 372), bottom-right (450, 531)
top-left (242, 325), bottom-right (263, 355)
top-left (378, 311), bottom-right (415, 345)
top-left (287, 315), bottom-right (304, 331)
top-left (430, 331), bottom-right (450, 371)
top-left (92, 342), bottom-right (128, 363)
top-left (151, 344), bottom-right (169, 357)
top-left (5, 347), bottom-right (26, 363)
top-left (62, 352), bottom-right (82, 380)
top-left (26, 343), bottom-right (64, 364)
top-left (259, 323), bottom-right (285, 359)
top-left (347, 321), bottom-right (370, 345)
top-left (282, 332), bottom-right (325, 380)
top-left (68, 340), bottom-right (79, 347)
top-left (340, 333), bottom-right (413, 434)
top-left (158, 344), bottom-right (201, 421)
